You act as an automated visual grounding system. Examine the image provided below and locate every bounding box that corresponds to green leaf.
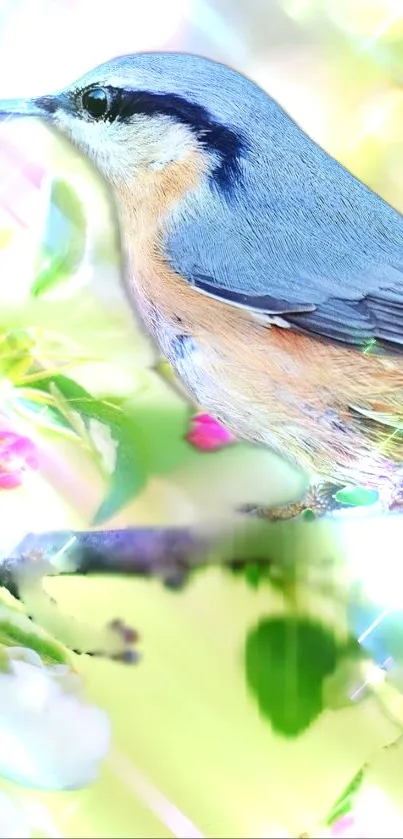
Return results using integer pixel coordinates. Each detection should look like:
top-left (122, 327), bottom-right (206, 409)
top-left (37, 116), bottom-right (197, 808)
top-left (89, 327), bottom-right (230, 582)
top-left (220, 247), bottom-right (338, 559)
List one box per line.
top-left (26, 374), bottom-right (149, 522)
top-left (0, 647), bottom-right (11, 673)
top-left (0, 329), bottom-right (35, 382)
top-left (30, 259), bottom-right (63, 299)
top-left (245, 616), bottom-right (339, 737)
top-left (244, 562), bottom-right (264, 589)
top-left (325, 767), bottom-right (365, 826)
top-left (0, 621), bottom-right (68, 666)
top-left (91, 427), bottom-right (147, 524)
top-left (0, 602), bottom-right (69, 668)
top-left (121, 399), bottom-right (195, 475)
top-left (10, 388), bottom-right (77, 437)
top-left (31, 178), bottom-right (87, 298)
top-left (32, 373), bottom-right (94, 401)
top-left (334, 486), bottom-right (379, 507)
top-left (0, 354), bottom-right (32, 382)
top-left (219, 520), bottom-right (297, 594)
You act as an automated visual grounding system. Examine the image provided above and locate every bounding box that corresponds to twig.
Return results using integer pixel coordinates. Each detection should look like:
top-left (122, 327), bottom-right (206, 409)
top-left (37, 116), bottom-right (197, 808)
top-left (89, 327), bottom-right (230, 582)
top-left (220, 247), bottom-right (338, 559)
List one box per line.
top-left (0, 527), bottom-right (216, 592)
top-left (0, 527), bottom-right (224, 660)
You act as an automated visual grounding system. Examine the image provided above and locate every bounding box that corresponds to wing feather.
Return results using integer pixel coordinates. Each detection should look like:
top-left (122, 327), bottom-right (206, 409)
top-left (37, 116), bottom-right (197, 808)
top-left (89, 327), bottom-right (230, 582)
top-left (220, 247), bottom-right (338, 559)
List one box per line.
top-left (164, 104), bottom-right (403, 354)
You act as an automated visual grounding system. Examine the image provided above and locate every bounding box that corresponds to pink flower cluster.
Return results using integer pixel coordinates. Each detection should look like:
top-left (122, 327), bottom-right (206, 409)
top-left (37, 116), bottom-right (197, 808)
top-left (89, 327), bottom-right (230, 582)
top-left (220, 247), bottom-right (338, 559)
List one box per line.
top-left (331, 814), bottom-right (365, 837)
top-left (0, 428), bottom-right (38, 489)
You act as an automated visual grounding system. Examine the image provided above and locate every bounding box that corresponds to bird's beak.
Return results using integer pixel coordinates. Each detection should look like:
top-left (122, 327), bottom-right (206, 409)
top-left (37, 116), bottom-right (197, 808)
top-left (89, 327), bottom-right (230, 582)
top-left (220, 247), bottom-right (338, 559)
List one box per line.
top-left (0, 96), bottom-right (54, 121)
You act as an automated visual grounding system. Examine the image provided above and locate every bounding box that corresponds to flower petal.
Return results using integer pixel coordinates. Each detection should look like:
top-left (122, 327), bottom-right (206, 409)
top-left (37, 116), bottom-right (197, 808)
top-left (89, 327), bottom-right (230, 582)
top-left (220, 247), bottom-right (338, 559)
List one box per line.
top-left (0, 790), bottom-right (31, 838)
top-left (0, 653), bottom-right (111, 790)
top-left (0, 471), bottom-right (23, 489)
top-left (4, 434), bottom-right (38, 464)
top-left (0, 429), bottom-right (39, 488)
top-left (186, 412), bottom-right (236, 452)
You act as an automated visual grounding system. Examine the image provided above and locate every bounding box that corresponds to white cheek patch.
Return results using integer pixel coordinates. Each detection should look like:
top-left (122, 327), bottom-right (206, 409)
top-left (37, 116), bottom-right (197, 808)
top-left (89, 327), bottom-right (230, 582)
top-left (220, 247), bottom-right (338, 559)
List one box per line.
top-left (54, 110), bottom-right (197, 185)
top-left (54, 111), bottom-right (112, 166)
top-left (148, 117), bottom-right (195, 169)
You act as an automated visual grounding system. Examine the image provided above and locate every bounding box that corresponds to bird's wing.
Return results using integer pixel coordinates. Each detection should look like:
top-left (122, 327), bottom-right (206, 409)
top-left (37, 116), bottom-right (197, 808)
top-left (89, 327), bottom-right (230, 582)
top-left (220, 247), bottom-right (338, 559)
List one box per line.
top-left (164, 139), bottom-right (403, 354)
top-left (190, 274), bottom-right (403, 353)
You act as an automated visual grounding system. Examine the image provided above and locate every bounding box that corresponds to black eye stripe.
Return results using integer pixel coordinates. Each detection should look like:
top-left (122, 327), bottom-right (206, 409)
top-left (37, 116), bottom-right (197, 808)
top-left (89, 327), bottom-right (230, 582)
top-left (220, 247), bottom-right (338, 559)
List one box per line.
top-left (73, 85), bottom-right (245, 193)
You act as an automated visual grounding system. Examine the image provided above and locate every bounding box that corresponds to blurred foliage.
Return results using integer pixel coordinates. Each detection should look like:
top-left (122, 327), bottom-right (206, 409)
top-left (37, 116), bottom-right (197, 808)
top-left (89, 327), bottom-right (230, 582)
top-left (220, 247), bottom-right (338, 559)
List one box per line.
top-left (214, 520), bottom-right (368, 736)
top-left (244, 611), bottom-right (370, 736)
top-left (31, 178), bottom-right (87, 298)
top-left (245, 616), bottom-right (340, 736)
top-left (0, 329), bottom-right (35, 383)
top-left (117, 395), bottom-right (195, 476)
top-left (325, 766), bottom-right (365, 826)
top-left (18, 373), bottom-right (150, 524)
top-left (0, 594), bottom-right (70, 669)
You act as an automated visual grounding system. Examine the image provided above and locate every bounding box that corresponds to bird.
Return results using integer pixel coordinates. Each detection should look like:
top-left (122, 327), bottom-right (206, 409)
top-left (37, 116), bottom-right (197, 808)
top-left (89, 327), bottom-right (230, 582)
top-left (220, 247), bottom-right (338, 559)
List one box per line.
top-left (2, 51), bottom-right (403, 519)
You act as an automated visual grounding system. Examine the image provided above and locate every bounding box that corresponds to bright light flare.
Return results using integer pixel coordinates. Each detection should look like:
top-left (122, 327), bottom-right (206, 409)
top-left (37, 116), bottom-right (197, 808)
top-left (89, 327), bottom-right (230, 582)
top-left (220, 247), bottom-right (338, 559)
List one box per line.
top-left (352, 786), bottom-right (403, 837)
top-left (337, 512), bottom-right (403, 609)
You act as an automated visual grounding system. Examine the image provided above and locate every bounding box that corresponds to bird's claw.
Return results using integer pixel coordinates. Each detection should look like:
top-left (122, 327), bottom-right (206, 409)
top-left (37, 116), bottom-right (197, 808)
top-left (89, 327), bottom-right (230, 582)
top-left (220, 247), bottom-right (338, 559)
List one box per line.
top-left (238, 483), bottom-right (345, 522)
top-left (238, 501), bottom-right (307, 521)
top-left (94, 618), bottom-right (141, 664)
top-left (388, 490), bottom-right (403, 513)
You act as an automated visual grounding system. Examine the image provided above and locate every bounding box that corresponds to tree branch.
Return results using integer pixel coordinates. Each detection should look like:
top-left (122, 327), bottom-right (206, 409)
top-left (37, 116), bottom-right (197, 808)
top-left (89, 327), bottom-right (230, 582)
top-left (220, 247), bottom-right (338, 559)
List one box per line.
top-left (0, 527), bottom-right (217, 593)
top-left (0, 526), bottom-right (281, 661)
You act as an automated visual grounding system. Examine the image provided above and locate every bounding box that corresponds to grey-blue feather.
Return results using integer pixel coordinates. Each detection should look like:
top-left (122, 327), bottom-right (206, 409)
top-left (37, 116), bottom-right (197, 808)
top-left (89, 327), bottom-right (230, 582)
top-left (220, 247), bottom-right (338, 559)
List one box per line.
top-left (137, 54), bottom-right (403, 351)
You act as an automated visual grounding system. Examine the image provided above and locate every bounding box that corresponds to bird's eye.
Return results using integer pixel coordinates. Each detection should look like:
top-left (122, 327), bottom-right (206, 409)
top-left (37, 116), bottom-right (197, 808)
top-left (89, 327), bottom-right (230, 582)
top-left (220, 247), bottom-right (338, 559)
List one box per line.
top-left (81, 87), bottom-right (110, 120)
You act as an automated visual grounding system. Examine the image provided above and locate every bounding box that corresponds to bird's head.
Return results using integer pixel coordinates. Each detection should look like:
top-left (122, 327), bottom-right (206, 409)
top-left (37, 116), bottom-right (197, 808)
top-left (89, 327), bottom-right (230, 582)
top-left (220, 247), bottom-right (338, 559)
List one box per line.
top-left (0, 53), bottom-right (270, 195)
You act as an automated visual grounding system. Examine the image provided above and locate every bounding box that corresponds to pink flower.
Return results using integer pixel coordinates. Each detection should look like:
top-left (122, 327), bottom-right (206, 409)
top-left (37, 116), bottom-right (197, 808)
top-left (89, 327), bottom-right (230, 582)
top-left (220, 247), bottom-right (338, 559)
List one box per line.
top-left (0, 430), bottom-right (39, 489)
top-left (331, 814), bottom-right (367, 838)
top-left (185, 412), bottom-right (236, 452)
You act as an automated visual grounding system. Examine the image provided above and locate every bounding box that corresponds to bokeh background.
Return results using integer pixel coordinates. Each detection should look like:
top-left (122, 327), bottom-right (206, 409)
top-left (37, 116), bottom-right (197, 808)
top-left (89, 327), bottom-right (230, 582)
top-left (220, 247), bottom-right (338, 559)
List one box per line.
top-left (1, 0), bottom-right (403, 836)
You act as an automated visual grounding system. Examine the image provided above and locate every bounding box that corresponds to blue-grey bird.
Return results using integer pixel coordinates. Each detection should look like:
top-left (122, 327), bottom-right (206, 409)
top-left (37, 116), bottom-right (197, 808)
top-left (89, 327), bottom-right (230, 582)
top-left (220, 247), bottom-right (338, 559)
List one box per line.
top-left (2, 52), bottom-right (403, 518)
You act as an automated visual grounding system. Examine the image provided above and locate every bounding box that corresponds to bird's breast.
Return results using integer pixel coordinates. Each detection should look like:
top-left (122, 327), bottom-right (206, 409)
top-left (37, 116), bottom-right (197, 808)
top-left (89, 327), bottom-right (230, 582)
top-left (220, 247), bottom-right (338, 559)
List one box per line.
top-left (137, 270), bottom-right (403, 489)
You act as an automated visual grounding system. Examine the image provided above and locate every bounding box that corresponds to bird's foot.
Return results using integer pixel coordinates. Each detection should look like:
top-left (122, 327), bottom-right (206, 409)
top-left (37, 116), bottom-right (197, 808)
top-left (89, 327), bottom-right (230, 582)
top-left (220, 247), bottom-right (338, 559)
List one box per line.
top-left (239, 482), bottom-right (345, 522)
top-left (71, 618), bottom-right (141, 664)
top-left (93, 618), bottom-right (141, 664)
top-left (388, 487), bottom-right (403, 514)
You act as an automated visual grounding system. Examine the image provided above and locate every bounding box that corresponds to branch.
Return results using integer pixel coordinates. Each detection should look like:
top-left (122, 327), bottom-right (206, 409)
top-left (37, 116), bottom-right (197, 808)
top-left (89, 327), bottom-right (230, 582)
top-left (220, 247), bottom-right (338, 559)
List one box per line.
top-left (0, 527), bottom-right (225, 659)
top-left (0, 526), bottom-right (285, 661)
top-left (0, 527), bottom-right (215, 592)
top-left (0, 520), bottom-right (286, 600)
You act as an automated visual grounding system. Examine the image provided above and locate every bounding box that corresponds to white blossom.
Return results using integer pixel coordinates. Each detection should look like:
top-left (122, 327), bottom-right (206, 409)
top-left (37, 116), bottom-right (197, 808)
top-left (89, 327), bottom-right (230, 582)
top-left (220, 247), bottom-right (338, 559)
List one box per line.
top-left (0, 789), bottom-right (31, 838)
top-left (0, 646), bottom-right (110, 790)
